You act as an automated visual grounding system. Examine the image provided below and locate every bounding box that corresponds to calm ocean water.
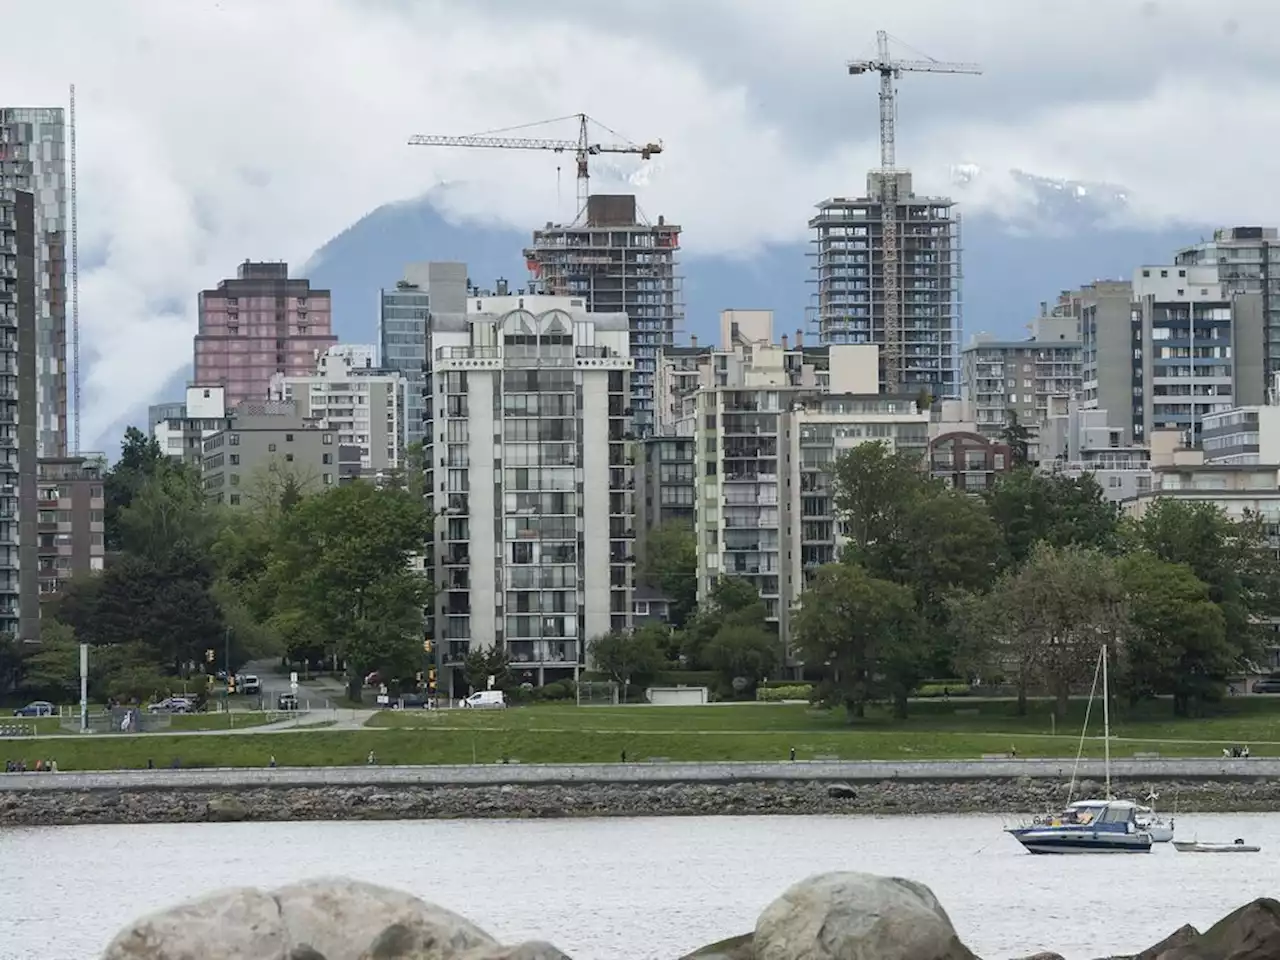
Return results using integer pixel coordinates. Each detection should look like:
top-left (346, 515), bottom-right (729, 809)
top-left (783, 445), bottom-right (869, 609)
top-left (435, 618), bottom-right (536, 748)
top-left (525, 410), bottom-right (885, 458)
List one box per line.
top-left (2, 813), bottom-right (1276, 960)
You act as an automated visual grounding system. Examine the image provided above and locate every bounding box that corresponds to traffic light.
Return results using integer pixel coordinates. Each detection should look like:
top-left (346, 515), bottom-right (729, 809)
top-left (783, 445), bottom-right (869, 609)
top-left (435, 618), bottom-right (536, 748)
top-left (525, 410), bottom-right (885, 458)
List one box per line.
top-left (227, 677), bottom-right (237, 695)
top-left (423, 639), bottom-right (433, 655)
top-left (427, 668), bottom-right (437, 694)
top-left (205, 649), bottom-right (215, 664)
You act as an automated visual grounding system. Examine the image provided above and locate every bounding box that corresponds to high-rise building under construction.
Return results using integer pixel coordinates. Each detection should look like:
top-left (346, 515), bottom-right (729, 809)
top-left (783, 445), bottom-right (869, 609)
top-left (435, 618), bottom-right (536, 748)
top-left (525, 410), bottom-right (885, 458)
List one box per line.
top-left (524, 194), bottom-right (681, 437)
top-left (810, 170), bottom-right (961, 398)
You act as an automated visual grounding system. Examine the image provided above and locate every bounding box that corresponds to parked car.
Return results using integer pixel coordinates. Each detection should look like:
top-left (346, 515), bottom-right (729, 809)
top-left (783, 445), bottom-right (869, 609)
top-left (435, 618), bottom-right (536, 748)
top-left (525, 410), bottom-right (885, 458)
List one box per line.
top-left (397, 693), bottom-right (428, 709)
top-left (1252, 678), bottom-right (1280, 694)
top-left (461, 690), bottom-right (506, 709)
top-left (147, 697), bottom-right (195, 714)
top-left (12, 701), bottom-right (55, 717)
top-left (276, 693), bottom-right (299, 711)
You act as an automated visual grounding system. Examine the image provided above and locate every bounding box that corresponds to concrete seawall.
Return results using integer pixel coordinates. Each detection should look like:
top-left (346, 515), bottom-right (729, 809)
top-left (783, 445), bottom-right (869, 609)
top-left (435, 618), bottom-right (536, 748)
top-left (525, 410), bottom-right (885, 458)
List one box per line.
top-left (2, 756), bottom-right (1278, 793)
top-left (3, 759), bottom-right (1279, 827)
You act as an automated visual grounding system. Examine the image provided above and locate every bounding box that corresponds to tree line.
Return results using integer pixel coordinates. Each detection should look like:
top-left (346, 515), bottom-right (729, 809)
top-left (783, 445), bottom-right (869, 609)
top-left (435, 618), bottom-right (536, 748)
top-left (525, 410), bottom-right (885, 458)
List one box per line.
top-left (628, 442), bottom-right (1280, 719)
top-left (0, 428), bottom-right (431, 706)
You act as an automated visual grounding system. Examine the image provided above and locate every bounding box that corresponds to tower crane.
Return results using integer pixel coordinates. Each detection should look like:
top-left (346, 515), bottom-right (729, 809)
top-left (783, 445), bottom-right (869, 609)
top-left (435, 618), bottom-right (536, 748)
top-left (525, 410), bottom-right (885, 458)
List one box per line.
top-left (408, 113), bottom-right (662, 221)
top-left (848, 31), bottom-right (980, 395)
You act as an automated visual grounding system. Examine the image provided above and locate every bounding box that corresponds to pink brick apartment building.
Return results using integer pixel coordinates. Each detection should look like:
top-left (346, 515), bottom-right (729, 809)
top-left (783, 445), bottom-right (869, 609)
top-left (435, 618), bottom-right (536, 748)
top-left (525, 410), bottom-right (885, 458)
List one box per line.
top-left (194, 261), bottom-right (336, 410)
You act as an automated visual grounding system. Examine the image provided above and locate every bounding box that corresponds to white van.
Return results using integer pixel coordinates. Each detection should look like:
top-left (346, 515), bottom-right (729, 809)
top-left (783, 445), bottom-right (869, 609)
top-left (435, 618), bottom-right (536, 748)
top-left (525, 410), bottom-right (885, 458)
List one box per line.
top-left (461, 690), bottom-right (507, 709)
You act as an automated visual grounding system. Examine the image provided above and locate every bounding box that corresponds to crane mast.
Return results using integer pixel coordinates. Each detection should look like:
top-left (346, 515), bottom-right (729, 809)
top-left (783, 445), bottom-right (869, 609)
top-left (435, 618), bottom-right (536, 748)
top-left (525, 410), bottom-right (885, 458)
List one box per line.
top-left (408, 113), bottom-right (661, 222)
top-left (848, 31), bottom-right (980, 396)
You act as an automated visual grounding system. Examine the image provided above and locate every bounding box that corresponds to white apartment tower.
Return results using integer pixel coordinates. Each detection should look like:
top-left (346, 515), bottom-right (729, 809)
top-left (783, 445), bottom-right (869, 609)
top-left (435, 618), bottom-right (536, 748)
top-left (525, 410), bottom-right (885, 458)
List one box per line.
top-left (269, 344), bottom-right (405, 480)
top-left (424, 294), bottom-right (634, 693)
top-left (684, 311), bottom-right (930, 659)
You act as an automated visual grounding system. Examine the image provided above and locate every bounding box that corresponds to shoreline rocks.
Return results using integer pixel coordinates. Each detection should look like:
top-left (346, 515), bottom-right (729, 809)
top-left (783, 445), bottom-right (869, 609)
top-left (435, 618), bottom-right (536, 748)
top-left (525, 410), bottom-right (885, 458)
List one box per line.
top-left (2, 775), bottom-right (1278, 827)
top-left (98, 872), bottom-right (1280, 960)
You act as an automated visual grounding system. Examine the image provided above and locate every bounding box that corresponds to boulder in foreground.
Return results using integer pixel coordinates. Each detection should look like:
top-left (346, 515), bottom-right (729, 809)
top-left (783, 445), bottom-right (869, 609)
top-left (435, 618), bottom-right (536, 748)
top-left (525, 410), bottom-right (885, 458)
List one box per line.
top-left (100, 877), bottom-right (558, 960)
top-left (752, 872), bottom-right (977, 960)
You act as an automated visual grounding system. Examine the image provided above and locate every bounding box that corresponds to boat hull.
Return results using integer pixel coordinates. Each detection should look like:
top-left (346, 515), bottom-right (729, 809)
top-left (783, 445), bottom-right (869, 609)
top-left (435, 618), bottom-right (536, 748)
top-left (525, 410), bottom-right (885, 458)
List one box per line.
top-left (1008, 828), bottom-right (1153, 855)
top-left (1144, 822), bottom-right (1174, 843)
top-left (1172, 841), bottom-right (1260, 853)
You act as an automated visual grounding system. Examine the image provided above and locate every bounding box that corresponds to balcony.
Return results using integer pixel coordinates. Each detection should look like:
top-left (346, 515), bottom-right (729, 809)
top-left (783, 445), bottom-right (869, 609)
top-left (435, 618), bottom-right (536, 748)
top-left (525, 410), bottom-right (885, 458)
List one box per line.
top-left (506, 640), bottom-right (579, 664)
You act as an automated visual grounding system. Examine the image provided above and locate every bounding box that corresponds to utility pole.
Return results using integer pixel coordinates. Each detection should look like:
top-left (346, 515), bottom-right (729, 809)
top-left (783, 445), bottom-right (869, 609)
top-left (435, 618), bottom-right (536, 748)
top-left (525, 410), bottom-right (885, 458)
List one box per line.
top-left (79, 643), bottom-right (88, 733)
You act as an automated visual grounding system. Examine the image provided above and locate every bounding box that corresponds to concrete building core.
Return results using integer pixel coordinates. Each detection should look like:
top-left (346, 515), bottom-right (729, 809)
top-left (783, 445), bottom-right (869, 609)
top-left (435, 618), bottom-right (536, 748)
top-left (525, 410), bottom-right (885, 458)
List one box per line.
top-left (524, 195), bottom-right (682, 438)
top-left (810, 171), bottom-right (961, 398)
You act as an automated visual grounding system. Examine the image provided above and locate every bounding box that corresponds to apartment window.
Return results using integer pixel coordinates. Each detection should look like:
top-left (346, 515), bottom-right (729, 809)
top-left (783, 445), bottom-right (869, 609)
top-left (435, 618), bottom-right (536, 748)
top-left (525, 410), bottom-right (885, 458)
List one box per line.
top-left (229, 434), bottom-right (240, 446)
top-left (230, 474), bottom-right (240, 486)
top-left (230, 494), bottom-right (241, 505)
top-left (268, 443), bottom-right (277, 452)
top-left (323, 473), bottom-right (333, 485)
top-left (285, 453), bottom-right (294, 463)
top-left (323, 453), bottom-right (332, 465)
top-left (323, 434), bottom-right (333, 445)
top-left (229, 455), bottom-right (239, 466)
top-left (286, 433), bottom-right (294, 442)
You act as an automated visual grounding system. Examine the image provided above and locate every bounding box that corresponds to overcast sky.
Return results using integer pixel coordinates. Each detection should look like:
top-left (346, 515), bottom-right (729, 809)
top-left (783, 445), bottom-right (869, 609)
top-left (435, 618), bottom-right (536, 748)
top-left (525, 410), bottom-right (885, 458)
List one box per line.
top-left (5, 0), bottom-right (1277, 449)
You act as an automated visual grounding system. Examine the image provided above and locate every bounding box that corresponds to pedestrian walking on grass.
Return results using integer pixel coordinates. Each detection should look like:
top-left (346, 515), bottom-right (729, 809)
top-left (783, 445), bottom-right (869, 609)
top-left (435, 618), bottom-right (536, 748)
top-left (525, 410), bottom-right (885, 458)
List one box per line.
top-left (789, 747), bottom-right (796, 761)
top-left (268, 756), bottom-right (277, 768)
top-left (367, 750), bottom-right (377, 765)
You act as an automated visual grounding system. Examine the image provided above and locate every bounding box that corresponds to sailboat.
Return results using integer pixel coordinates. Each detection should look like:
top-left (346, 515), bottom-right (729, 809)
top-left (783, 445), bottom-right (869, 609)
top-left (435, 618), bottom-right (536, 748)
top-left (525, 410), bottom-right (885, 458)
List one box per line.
top-left (1005, 646), bottom-right (1154, 854)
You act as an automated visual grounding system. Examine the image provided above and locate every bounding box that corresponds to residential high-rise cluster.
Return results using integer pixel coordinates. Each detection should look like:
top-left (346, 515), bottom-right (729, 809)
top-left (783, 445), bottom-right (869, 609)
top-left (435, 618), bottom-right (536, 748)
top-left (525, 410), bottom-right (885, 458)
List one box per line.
top-left (13, 41), bottom-right (1280, 686)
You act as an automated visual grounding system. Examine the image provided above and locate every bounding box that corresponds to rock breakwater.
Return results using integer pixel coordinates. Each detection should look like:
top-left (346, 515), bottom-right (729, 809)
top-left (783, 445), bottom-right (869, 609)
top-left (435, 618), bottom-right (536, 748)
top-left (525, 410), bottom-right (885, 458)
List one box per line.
top-left (4, 775), bottom-right (1280, 827)
top-left (97, 872), bottom-right (1280, 959)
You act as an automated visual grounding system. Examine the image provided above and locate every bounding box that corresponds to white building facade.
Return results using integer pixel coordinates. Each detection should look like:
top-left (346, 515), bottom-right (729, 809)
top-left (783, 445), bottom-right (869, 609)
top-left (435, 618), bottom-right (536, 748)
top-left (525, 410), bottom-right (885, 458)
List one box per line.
top-left (425, 295), bottom-right (634, 692)
top-left (269, 345), bottom-right (405, 479)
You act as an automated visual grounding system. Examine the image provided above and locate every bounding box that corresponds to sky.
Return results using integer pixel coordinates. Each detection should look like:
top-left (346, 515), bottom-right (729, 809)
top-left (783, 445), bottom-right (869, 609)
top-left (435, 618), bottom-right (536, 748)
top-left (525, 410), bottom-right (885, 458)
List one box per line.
top-left (4, 0), bottom-right (1279, 450)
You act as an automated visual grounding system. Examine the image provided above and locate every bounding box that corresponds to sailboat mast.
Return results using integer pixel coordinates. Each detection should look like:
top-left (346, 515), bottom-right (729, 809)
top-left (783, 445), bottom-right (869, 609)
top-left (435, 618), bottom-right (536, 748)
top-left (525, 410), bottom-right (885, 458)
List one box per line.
top-left (1102, 643), bottom-right (1112, 799)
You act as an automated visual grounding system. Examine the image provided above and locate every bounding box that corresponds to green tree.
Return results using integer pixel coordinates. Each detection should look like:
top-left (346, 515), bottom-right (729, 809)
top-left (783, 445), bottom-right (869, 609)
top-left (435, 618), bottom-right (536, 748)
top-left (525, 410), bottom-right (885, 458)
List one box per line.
top-left (1000, 410), bottom-right (1032, 467)
top-left (103, 426), bottom-right (167, 550)
top-left (1125, 498), bottom-right (1280, 663)
top-left (19, 621), bottom-right (81, 701)
top-left (266, 481), bottom-right (433, 701)
top-left (682, 576), bottom-right (769, 669)
top-left (704, 623), bottom-right (778, 697)
top-left (985, 467), bottom-right (1121, 568)
top-left (588, 625), bottom-right (665, 697)
top-left (830, 442), bottom-right (1001, 680)
top-left (830, 441), bottom-right (927, 555)
top-left (639, 521), bottom-right (698, 628)
top-left (791, 563), bottom-right (924, 720)
top-left (976, 543), bottom-right (1126, 720)
top-left (1116, 551), bottom-right (1231, 716)
top-left (117, 459), bottom-right (217, 563)
top-left (54, 545), bottom-right (227, 675)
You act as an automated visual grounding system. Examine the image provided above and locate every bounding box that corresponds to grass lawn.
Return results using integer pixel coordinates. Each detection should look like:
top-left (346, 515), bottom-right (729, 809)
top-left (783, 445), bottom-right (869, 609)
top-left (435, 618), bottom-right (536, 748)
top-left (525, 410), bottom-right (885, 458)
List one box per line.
top-left (366, 696), bottom-right (1280, 744)
top-left (5, 697), bottom-right (1278, 772)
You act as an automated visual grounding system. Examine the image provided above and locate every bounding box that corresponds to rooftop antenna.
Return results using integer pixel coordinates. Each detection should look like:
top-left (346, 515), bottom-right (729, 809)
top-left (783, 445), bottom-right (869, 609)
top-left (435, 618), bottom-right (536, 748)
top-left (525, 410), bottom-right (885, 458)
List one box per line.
top-left (69, 83), bottom-right (80, 455)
